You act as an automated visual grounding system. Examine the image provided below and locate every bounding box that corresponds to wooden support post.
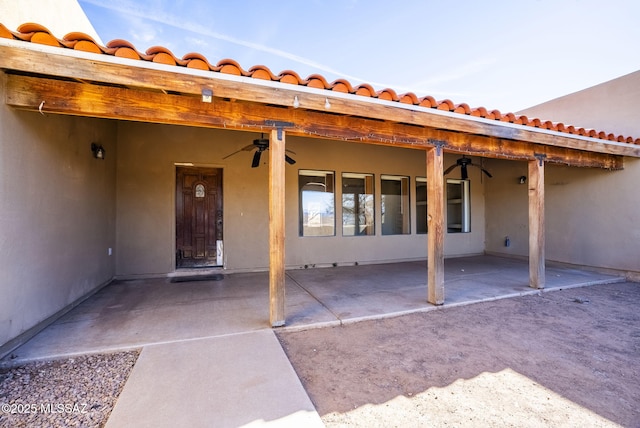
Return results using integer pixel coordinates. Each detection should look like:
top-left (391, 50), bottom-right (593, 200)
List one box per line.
top-left (528, 158), bottom-right (546, 289)
top-left (269, 128), bottom-right (286, 326)
top-left (427, 147), bottom-right (445, 304)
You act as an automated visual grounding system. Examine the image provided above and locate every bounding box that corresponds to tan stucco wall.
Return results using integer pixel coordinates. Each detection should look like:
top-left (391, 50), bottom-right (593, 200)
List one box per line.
top-left (0, 73), bottom-right (117, 351)
top-left (485, 71), bottom-right (640, 274)
top-left (115, 122), bottom-right (486, 277)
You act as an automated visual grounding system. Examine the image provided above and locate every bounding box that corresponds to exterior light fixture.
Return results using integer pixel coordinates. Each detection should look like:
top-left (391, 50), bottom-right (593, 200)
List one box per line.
top-left (293, 95), bottom-right (300, 108)
top-left (325, 98), bottom-right (331, 109)
top-left (201, 89), bottom-right (213, 103)
top-left (519, 176), bottom-right (527, 184)
top-left (91, 143), bottom-right (105, 159)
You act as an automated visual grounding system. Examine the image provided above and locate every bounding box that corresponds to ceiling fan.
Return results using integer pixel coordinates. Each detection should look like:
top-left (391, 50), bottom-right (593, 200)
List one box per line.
top-left (223, 134), bottom-right (296, 168)
top-left (444, 156), bottom-right (492, 180)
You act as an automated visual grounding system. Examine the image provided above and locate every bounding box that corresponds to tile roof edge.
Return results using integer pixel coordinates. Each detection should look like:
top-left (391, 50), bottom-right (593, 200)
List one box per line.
top-left (0, 28), bottom-right (637, 146)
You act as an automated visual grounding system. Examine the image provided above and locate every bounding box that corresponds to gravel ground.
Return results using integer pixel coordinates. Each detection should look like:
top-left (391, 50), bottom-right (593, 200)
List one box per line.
top-left (0, 351), bottom-right (139, 428)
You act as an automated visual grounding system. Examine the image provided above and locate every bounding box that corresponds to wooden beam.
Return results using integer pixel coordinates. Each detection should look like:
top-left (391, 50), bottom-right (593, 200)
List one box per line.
top-left (4, 74), bottom-right (625, 169)
top-left (427, 147), bottom-right (445, 305)
top-left (269, 128), bottom-right (286, 326)
top-left (1, 46), bottom-right (638, 158)
top-left (528, 158), bottom-right (546, 289)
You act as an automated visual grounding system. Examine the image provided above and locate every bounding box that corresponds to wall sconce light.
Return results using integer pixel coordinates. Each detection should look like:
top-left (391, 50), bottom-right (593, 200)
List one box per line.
top-left (293, 95), bottom-right (300, 108)
top-left (91, 143), bottom-right (105, 160)
top-left (201, 89), bottom-right (213, 103)
top-left (324, 97), bottom-right (331, 109)
top-left (518, 176), bottom-right (527, 184)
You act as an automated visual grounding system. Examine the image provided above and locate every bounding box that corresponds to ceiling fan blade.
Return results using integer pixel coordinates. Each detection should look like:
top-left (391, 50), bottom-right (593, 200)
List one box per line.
top-left (285, 154), bottom-right (296, 165)
top-left (467, 161), bottom-right (493, 178)
top-left (222, 144), bottom-right (256, 159)
top-left (444, 164), bottom-right (458, 175)
top-left (285, 148), bottom-right (296, 155)
top-left (251, 150), bottom-right (262, 168)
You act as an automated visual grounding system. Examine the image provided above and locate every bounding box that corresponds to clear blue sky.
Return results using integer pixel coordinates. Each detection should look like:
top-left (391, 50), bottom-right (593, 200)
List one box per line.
top-left (78, 0), bottom-right (640, 113)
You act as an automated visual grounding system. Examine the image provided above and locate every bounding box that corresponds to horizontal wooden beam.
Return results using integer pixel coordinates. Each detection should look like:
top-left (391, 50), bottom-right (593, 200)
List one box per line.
top-left (4, 73), bottom-right (623, 169)
top-left (1, 44), bottom-right (638, 159)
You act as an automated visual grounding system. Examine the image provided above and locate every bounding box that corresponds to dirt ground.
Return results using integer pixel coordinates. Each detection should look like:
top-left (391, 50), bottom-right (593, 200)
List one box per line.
top-left (277, 282), bottom-right (640, 427)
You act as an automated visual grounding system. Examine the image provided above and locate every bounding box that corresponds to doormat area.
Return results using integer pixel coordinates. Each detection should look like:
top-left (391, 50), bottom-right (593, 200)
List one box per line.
top-left (170, 274), bottom-right (225, 283)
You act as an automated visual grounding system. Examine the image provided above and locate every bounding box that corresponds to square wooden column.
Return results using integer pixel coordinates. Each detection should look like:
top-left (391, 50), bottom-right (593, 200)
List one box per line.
top-left (427, 147), bottom-right (445, 305)
top-left (269, 129), bottom-right (286, 326)
top-left (528, 158), bottom-right (545, 289)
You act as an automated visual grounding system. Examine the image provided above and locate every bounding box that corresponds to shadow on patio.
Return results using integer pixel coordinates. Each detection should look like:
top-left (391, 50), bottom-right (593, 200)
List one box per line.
top-left (4, 255), bottom-right (622, 363)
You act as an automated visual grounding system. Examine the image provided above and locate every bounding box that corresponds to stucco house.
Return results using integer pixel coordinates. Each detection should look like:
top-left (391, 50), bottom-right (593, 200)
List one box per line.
top-left (1, 4), bottom-right (638, 357)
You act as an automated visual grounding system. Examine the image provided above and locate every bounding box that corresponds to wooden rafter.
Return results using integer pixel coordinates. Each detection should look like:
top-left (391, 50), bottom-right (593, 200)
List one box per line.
top-left (4, 73), bottom-right (627, 169)
top-left (1, 45), bottom-right (637, 159)
top-left (2, 44), bottom-right (638, 162)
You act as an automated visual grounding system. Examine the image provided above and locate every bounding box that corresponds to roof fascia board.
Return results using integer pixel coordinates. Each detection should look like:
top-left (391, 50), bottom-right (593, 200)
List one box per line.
top-left (0, 37), bottom-right (636, 156)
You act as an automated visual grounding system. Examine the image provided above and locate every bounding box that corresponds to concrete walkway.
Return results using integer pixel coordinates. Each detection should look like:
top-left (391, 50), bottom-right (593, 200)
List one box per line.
top-left (1, 255), bottom-right (624, 426)
top-left (105, 330), bottom-right (323, 428)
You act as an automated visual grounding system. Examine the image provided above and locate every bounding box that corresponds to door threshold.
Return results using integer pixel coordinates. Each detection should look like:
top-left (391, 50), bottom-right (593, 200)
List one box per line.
top-left (170, 267), bottom-right (224, 277)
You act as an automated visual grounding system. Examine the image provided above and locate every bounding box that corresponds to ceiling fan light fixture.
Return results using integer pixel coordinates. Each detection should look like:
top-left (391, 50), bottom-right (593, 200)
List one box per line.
top-left (222, 133), bottom-right (297, 168)
top-left (444, 155), bottom-right (492, 179)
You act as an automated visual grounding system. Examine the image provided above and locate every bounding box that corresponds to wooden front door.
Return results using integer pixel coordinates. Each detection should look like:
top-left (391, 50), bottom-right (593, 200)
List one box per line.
top-left (176, 167), bottom-right (223, 268)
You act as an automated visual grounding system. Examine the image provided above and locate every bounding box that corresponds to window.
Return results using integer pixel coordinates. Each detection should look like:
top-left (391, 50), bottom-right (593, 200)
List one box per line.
top-left (447, 179), bottom-right (470, 233)
top-left (299, 170), bottom-right (335, 236)
top-left (342, 173), bottom-right (374, 236)
top-left (381, 175), bottom-right (410, 235)
top-left (415, 177), bottom-right (427, 234)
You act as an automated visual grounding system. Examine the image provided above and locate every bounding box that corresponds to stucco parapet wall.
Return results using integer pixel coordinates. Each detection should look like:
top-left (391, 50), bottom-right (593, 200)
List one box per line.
top-left (0, 24), bottom-right (639, 159)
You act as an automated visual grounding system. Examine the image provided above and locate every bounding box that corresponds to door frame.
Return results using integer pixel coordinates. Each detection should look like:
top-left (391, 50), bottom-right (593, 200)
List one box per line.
top-left (173, 163), bottom-right (224, 270)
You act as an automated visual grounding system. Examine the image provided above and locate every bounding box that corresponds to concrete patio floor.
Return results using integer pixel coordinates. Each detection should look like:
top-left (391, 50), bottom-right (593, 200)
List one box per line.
top-left (1, 255), bottom-right (625, 427)
top-left (5, 255), bottom-right (622, 363)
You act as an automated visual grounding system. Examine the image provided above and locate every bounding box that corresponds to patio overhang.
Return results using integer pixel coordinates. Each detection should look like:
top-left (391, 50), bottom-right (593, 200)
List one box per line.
top-left (1, 38), bottom-right (637, 326)
top-left (2, 39), bottom-right (638, 167)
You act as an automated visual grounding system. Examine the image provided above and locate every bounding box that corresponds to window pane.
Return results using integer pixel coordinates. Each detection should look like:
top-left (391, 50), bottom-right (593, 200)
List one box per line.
top-left (381, 175), bottom-right (410, 235)
top-left (342, 173), bottom-right (374, 236)
top-left (299, 170), bottom-right (335, 236)
top-left (416, 177), bottom-right (427, 234)
top-left (447, 179), bottom-right (470, 233)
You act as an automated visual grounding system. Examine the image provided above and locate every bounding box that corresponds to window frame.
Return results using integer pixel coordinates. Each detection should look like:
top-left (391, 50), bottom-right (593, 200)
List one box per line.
top-left (446, 178), bottom-right (471, 233)
top-left (415, 177), bottom-right (428, 234)
top-left (298, 169), bottom-right (336, 237)
top-left (341, 172), bottom-right (375, 236)
top-left (380, 174), bottom-right (411, 235)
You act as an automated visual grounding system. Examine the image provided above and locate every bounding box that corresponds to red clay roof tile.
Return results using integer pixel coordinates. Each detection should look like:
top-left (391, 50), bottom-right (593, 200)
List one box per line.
top-left (306, 74), bottom-right (331, 89)
top-left (31, 31), bottom-right (61, 47)
top-left (377, 88), bottom-right (399, 101)
top-left (471, 107), bottom-right (488, 118)
top-left (354, 83), bottom-right (377, 97)
top-left (399, 92), bottom-right (420, 105)
top-left (106, 39), bottom-right (144, 59)
top-left (419, 96), bottom-right (438, 108)
top-left (0, 23), bottom-right (13, 39)
top-left (73, 40), bottom-right (102, 53)
top-left (454, 103), bottom-right (472, 115)
top-left (0, 22), bottom-right (636, 145)
top-left (330, 79), bottom-right (353, 93)
top-left (183, 52), bottom-right (217, 71)
top-left (147, 46), bottom-right (189, 66)
top-left (217, 58), bottom-right (246, 76)
top-left (278, 70), bottom-right (304, 85)
top-left (114, 47), bottom-right (141, 60)
top-left (248, 65), bottom-right (278, 81)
